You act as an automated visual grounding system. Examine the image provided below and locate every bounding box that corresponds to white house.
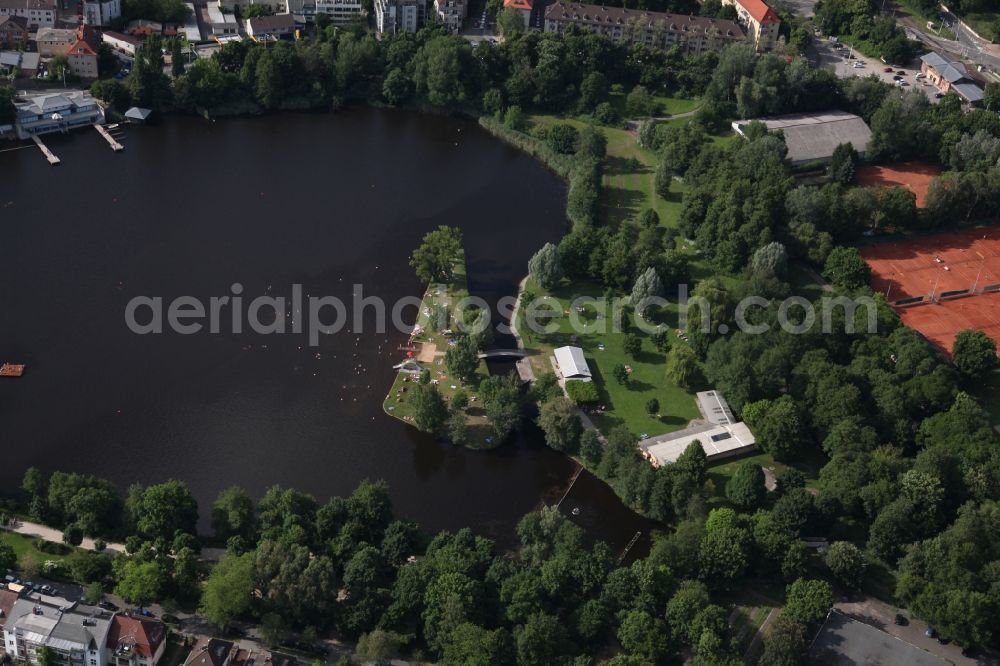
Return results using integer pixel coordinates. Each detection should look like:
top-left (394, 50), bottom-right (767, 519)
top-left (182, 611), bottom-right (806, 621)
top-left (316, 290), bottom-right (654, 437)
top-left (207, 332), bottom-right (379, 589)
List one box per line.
top-left (102, 30), bottom-right (141, 56)
top-left (0, 0), bottom-right (55, 29)
top-left (554, 345), bottom-right (592, 381)
top-left (82, 0), bottom-right (122, 26)
top-left (638, 390), bottom-right (757, 467)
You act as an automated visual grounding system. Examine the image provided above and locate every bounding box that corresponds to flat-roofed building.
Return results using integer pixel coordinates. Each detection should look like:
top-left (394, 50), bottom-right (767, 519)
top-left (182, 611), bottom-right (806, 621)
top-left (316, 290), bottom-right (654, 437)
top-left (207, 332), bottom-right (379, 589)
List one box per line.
top-left (375, 0), bottom-right (420, 33)
top-left (731, 110), bottom-right (872, 165)
top-left (11, 89), bottom-right (105, 139)
top-left (102, 30), bottom-right (140, 55)
top-left (638, 389), bottom-right (756, 467)
top-left (35, 26), bottom-right (78, 56)
top-left (543, 2), bottom-right (744, 54)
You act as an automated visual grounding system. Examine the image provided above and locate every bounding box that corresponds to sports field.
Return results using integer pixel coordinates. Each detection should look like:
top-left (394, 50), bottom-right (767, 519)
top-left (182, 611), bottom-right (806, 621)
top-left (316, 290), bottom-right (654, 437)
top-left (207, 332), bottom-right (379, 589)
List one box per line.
top-left (856, 161), bottom-right (942, 208)
top-left (861, 226), bottom-right (1000, 354)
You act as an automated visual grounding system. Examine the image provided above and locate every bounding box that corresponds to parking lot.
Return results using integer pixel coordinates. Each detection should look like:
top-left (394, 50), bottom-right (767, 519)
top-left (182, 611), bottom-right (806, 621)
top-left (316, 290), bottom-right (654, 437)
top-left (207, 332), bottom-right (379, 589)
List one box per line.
top-left (812, 36), bottom-right (942, 104)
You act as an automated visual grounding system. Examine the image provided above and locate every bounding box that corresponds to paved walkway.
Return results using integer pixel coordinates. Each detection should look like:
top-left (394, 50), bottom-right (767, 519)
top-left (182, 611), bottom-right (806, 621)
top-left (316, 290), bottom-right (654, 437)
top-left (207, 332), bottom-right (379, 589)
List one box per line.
top-left (3, 519), bottom-right (125, 553)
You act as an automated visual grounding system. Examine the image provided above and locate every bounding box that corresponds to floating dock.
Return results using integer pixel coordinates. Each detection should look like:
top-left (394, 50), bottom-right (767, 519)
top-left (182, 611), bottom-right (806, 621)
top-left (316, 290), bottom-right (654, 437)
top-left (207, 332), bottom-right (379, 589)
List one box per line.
top-left (94, 124), bottom-right (123, 151)
top-left (0, 363), bottom-right (26, 377)
top-left (31, 135), bottom-right (60, 165)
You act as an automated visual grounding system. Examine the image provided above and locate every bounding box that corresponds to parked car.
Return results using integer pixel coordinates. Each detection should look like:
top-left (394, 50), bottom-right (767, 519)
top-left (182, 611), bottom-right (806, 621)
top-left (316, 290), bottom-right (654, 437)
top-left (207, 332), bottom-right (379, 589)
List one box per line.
top-left (935, 92), bottom-right (945, 98)
top-left (99, 601), bottom-right (119, 611)
top-left (894, 613), bottom-right (908, 625)
top-left (926, 627), bottom-right (937, 638)
top-left (40, 584), bottom-right (52, 594)
top-left (884, 66), bottom-right (894, 72)
top-left (133, 607), bottom-right (154, 617)
top-left (896, 69), bottom-right (906, 74)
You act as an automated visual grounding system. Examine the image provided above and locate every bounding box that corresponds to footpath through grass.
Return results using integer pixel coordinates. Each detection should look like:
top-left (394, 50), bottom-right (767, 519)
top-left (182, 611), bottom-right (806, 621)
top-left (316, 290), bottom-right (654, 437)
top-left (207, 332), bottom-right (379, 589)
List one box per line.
top-left (382, 249), bottom-right (496, 448)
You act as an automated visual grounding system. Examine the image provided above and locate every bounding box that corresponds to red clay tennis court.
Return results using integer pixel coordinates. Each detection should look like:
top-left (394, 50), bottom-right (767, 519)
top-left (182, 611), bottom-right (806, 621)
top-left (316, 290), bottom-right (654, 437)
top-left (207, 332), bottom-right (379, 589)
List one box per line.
top-left (856, 161), bottom-right (942, 208)
top-left (862, 226), bottom-right (1000, 355)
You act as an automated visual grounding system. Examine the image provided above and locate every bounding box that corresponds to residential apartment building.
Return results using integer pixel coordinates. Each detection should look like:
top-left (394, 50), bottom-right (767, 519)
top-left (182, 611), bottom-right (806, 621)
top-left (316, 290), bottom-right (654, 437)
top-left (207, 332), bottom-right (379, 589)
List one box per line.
top-left (82, 0), bottom-right (121, 26)
top-left (721, 0), bottom-right (779, 51)
top-left (2, 600), bottom-right (114, 666)
top-left (1, 598), bottom-right (166, 666)
top-left (66, 38), bottom-right (98, 78)
top-left (314, 0), bottom-right (362, 25)
top-left (432, 0), bottom-right (463, 33)
top-left (0, 14), bottom-right (25, 47)
top-left (0, 0), bottom-right (55, 28)
top-left (543, 2), bottom-right (744, 54)
top-left (375, 0), bottom-right (420, 34)
top-left (502, 0), bottom-right (531, 28)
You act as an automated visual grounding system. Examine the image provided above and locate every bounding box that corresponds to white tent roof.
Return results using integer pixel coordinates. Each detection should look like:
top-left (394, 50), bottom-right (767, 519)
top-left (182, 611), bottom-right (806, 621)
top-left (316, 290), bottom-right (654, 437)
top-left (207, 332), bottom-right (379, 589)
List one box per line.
top-left (554, 345), bottom-right (591, 380)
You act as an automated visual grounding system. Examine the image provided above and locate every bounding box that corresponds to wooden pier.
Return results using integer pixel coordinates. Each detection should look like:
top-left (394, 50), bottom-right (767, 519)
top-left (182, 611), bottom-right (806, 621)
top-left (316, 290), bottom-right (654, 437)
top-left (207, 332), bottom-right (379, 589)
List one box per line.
top-left (31, 135), bottom-right (60, 165)
top-left (94, 124), bottom-right (123, 151)
top-left (0, 363), bottom-right (25, 377)
top-left (556, 466), bottom-right (584, 508)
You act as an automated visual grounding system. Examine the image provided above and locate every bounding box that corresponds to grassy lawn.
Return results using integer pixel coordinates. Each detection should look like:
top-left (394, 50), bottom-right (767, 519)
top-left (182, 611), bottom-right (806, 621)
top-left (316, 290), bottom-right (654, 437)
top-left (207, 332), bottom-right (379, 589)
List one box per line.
top-left (2, 531), bottom-right (74, 570)
top-left (516, 276), bottom-right (700, 438)
top-left (705, 445), bottom-right (827, 507)
top-left (529, 113), bottom-right (736, 229)
top-left (892, 0), bottom-right (958, 40)
top-left (382, 249), bottom-right (496, 448)
top-left (729, 602), bottom-right (776, 657)
top-left (606, 91), bottom-right (701, 120)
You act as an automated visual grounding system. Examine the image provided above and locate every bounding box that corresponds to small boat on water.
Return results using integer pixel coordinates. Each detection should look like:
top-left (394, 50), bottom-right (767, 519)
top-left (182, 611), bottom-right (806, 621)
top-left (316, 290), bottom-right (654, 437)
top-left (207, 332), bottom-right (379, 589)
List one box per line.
top-left (0, 363), bottom-right (25, 377)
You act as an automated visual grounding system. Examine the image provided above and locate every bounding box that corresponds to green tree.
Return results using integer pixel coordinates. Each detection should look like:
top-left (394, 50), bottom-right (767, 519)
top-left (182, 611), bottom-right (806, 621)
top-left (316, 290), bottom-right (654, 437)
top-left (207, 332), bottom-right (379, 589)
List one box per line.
top-left (614, 363), bottom-right (630, 385)
top-left (515, 612), bottom-right (571, 666)
top-left (631, 267), bottom-right (664, 314)
top-left (211, 485), bottom-right (256, 542)
top-left (445, 335), bottom-right (480, 384)
top-left (528, 242), bottom-right (563, 290)
top-left (822, 246), bottom-right (870, 290)
top-left (200, 553), bottom-right (254, 628)
top-left (38, 647), bottom-right (59, 666)
top-left (751, 242), bottom-right (788, 277)
top-left (0, 539), bottom-right (16, 571)
top-left (497, 6), bottom-right (525, 36)
top-left (824, 541), bottom-right (866, 589)
top-left (412, 382), bottom-right (449, 435)
top-left (410, 225), bottom-right (463, 283)
top-left (447, 409), bottom-right (469, 446)
top-left (537, 396), bottom-right (583, 452)
top-left (547, 124), bottom-right (579, 154)
top-left (579, 429), bottom-right (602, 464)
top-left (952, 329), bottom-right (997, 381)
top-left (115, 560), bottom-right (165, 605)
top-left (579, 71), bottom-right (608, 111)
top-left (626, 84), bottom-right (654, 117)
top-left (758, 616), bottom-right (807, 666)
top-left (666, 345), bottom-right (701, 391)
top-left (645, 398), bottom-right (660, 416)
top-left (91, 79), bottom-right (132, 111)
top-left (356, 629), bottom-right (406, 661)
top-left (63, 523), bottom-right (84, 547)
top-left (131, 480), bottom-right (198, 540)
top-left (725, 461), bottom-right (766, 510)
top-left (623, 333), bottom-right (642, 359)
top-left (382, 68), bottom-right (412, 106)
top-left (784, 578), bottom-right (832, 625)
top-left (828, 142), bottom-right (858, 185)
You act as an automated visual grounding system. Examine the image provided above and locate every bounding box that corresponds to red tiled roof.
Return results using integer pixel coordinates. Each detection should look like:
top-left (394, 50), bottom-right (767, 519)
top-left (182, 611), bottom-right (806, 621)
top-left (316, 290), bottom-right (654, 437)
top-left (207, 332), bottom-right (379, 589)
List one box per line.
top-left (107, 616), bottom-right (167, 659)
top-left (504, 0), bottom-right (532, 9)
top-left (737, 0), bottom-right (779, 24)
top-left (0, 589), bottom-right (18, 627)
top-left (67, 38), bottom-right (96, 56)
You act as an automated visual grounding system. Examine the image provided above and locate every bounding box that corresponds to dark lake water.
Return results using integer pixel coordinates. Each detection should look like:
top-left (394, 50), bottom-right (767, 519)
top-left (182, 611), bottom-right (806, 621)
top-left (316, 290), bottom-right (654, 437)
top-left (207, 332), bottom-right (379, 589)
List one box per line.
top-left (0, 107), bottom-right (655, 555)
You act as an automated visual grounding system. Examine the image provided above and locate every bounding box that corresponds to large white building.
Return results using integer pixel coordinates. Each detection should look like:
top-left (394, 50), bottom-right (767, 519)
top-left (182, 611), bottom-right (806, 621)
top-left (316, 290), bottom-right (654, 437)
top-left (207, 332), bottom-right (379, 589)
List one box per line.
top-left (9, 90), bottom-right (105, 139)
top-left (0, 0), bottom-right (55, 29)
top-left (553, 345), bottom-right (592, 381)
top-left (82, 0), bottom-right (122, 26)
top-left (375, 0), bottom-right (421, 33)
top-left (315, 0), bottom-right (362, 24)
top-left (638, 390), bottom-right (757, 467)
